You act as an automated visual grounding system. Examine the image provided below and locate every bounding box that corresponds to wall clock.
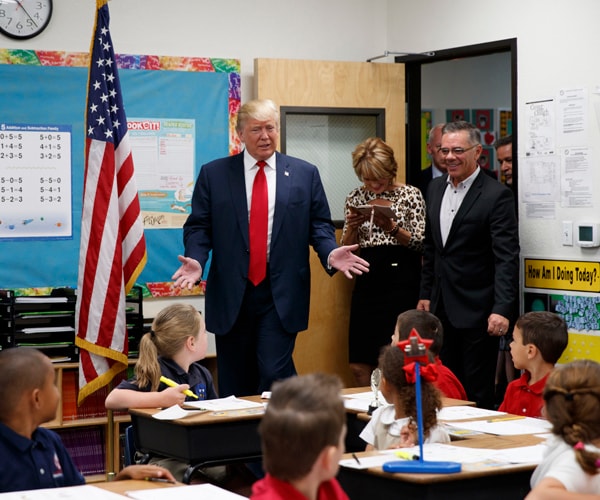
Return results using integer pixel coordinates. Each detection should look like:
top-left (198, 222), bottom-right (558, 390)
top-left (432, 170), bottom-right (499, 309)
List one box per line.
top-left (0, 0), bottom-right (53, 40)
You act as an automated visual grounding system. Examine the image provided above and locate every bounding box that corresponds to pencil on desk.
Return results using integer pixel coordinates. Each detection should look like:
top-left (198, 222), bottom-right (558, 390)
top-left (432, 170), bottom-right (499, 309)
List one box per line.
top-left (395, 450), bottom-right (419, 460)
top-left (487, 415), bottom-right (526, 423)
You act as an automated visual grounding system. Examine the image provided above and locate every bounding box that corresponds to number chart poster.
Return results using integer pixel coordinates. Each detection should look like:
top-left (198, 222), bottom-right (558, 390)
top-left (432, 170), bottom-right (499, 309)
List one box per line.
top-left (0, 49), bottom-right (241, 291)
top-left (0, 124), bottom-right (72, 239)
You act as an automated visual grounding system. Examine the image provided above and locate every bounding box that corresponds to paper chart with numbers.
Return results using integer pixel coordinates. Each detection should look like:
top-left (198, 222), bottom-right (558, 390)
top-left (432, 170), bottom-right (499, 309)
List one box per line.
top-left (0, 124), bottom-right (71, 239)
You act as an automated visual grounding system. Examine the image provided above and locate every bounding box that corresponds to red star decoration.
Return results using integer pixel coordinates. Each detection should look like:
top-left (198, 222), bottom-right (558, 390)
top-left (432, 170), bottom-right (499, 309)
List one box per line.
top-left (396, 328), bottom-right (433, 365)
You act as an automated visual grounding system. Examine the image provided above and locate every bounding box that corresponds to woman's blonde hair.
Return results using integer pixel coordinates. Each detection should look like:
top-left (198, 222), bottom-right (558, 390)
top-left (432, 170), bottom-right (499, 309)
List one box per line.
top-left (352, 137), bottom-right (398, 182)
top-left (134, 304), bottom-right (202, 390)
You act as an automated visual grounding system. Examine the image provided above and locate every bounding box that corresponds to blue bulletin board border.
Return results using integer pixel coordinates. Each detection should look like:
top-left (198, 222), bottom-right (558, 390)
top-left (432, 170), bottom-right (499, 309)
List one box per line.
top-left (0, 49), bottom-right (241, 295)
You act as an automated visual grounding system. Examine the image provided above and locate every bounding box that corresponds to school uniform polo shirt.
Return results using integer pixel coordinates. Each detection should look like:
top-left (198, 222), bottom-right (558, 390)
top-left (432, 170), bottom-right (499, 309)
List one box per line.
top-left (251, 473), bottom-right (349, 500)
top-left (498, 371), bottom-right (548, 417)
top-left (434, 357), bottom-right (468, 401)
top-left (0, 423), bottom-right (84, 492)
top-left (116, 356), bottom-right (218, 401)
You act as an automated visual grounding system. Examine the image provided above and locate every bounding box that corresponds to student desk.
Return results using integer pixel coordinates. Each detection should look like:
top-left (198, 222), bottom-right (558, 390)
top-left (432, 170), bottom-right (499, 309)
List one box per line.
top-left (94, 479), bottom-right (178, 495)
top-left (95, 480), bottom-right (247, 499)
top-left (129, 396), bottom-right (263, 484)
top-left (337, 433), bottom-right (543, 500)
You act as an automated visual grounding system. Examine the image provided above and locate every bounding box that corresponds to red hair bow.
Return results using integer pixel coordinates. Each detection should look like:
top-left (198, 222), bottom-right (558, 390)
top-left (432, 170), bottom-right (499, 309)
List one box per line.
top-left (403, 362), bottom-right (438, 383)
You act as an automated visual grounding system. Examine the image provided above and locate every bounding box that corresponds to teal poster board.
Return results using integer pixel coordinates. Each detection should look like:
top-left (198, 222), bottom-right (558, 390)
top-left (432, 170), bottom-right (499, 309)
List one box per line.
top-left (0, 51), bottom-right (239, 290)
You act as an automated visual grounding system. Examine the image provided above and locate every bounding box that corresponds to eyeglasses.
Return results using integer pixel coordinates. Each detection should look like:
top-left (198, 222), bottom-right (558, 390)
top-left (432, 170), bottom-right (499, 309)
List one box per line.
top-left (438, 144), bottom-right (479, 156)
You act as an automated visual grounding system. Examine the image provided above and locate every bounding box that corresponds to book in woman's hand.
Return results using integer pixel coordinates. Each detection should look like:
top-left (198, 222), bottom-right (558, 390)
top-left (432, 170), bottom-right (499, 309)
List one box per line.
top-left (350, 205), bottom-right (396, 219)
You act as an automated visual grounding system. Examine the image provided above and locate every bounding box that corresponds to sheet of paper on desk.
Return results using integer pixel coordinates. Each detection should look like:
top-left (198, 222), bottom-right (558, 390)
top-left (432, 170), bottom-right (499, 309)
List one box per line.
top-left (446, 416), bottom-right (552, 436)
top-left (413, 443), bottom-right (544, 465)
top-left (490, 443), bottom-right (547, 464)
top-left (152, 404), bottom-right (199, 420)
top-left (0, 485), bottom-right (126, 500)
top-left (343, 398), bottom-right (371, 412)
top-left (343, 392), bottom-right (389, 412)
top-left (339, 449), bottom-right (398, 469)
top-left (185, 395), bottom-right (265, 411)
top-left (126, 484), bottom-right (246, 499)
top-left (438, 406), bottom-right (506, 421)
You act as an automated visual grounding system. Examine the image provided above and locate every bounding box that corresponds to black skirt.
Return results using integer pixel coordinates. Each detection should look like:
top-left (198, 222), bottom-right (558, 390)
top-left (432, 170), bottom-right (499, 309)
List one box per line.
top-left (348, 245), bottom-right (421, 365)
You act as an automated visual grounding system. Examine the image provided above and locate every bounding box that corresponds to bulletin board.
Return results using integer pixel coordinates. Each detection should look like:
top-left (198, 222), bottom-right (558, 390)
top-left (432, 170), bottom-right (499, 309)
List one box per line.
top-left (0, 49), bottom-right (241, 292)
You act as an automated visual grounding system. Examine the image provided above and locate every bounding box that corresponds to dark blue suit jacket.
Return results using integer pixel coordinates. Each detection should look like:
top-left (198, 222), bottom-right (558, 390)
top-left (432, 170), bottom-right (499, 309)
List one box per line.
top-left (420, 170), bottom-right (519, 328)
top-left (183, 152), bottom-right (337, 335)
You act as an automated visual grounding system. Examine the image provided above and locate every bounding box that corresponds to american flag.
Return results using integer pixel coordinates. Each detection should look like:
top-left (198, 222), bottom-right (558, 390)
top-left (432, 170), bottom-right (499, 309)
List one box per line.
top-left (75, 0), bottom-right (147, 404)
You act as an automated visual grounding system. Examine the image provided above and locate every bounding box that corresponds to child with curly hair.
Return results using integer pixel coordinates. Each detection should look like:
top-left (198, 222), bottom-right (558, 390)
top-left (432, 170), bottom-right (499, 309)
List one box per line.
top-left (359, 343), bottom-right (450, 450)
top-left (527, 359), bottom-right (600, 499)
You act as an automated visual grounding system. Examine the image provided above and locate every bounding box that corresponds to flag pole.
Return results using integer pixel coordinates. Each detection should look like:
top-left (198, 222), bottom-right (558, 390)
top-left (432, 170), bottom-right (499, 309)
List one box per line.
top-left (77, 0), bottom-right (147, 480)
top-left (106, 379), bottom-right (115, 476)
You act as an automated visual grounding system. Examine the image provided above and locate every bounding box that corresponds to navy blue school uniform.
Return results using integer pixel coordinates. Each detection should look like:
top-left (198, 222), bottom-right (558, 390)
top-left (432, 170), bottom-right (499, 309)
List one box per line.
top-left (0, 422), bottom-right (84, 492)
top-left (116, 357), bottom-right (218, 401)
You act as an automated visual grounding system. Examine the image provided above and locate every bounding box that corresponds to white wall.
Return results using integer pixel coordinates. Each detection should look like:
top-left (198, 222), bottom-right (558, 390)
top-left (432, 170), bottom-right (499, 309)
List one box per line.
top-left (421, 52), bottom-right (511, 129)
top-left (5, 0), bottom-right (388, 103)
top-left (387, 0), bottom-right (600, 263)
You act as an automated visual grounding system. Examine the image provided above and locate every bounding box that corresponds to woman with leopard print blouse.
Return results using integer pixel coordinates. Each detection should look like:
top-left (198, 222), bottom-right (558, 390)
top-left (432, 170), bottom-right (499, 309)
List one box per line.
top-left (342, 137), bottom-right (426, 386)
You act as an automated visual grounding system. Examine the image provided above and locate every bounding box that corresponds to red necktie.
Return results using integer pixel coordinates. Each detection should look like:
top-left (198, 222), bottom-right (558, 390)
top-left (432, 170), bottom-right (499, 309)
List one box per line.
top-left (248, 161), bottom-right (268, 285)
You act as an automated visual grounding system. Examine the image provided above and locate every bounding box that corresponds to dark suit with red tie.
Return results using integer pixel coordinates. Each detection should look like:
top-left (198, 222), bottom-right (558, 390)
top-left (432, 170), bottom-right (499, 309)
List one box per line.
top-left (183, 151), bottom-right (337, 396)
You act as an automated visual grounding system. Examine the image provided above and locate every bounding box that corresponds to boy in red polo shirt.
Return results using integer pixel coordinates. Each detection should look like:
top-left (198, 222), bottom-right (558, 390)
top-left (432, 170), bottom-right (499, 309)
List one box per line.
top-left (251, 373), bottom-right (348, 500)
top-left (499, 311), bottom-right (568, 417)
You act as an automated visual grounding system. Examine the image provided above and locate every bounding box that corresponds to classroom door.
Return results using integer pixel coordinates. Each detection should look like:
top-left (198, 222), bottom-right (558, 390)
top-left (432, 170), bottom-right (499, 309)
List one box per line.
top-left (255, 58), bottom-right (405, 386)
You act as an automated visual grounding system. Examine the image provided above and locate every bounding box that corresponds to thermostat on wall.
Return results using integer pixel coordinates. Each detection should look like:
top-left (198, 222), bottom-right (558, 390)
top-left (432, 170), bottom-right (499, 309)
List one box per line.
top-left (576, 222), bottom-right (600, 247)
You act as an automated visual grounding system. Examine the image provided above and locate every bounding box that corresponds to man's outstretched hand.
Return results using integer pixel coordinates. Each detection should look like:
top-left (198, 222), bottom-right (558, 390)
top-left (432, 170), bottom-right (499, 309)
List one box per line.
top-left (329, 244), bottom-right (370, 279)
top-left (172, 255), bottom-right (202, 289)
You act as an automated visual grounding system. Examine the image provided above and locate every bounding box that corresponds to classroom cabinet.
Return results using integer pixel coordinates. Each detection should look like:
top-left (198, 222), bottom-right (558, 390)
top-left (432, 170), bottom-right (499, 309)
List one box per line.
top-left (0, 288), bottom-right (78, 361)
top-left (0, 286), bottom-right (145, 360)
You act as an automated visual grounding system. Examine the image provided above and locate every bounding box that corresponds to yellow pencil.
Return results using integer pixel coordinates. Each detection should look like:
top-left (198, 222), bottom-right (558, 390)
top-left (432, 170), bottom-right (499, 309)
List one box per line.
top-left (487, 415), bottom-right (526, 423)
top-left (159, 375), bottom-right (198, 399)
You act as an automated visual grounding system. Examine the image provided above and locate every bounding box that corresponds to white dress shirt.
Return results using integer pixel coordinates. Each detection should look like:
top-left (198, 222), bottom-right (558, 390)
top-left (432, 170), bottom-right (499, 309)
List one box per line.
top-left (439, 167), bottom-right (480, 246)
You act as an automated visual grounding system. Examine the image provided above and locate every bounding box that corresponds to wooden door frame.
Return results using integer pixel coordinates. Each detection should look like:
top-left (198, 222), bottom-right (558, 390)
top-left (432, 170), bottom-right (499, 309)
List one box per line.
top-left (399, 38), bottom-right (518, 197)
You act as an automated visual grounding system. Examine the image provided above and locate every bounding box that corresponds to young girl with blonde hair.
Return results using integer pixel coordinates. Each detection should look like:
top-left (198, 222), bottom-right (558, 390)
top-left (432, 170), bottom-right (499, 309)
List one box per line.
top-left (106, 303), bottom-right (216, 409)
top-left (105, 304), bottom-right (217, 481)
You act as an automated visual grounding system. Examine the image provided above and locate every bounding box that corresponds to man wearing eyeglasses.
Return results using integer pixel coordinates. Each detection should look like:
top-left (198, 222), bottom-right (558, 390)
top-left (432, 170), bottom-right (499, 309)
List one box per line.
top-left (417, 121), bottom-right (519, 410)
